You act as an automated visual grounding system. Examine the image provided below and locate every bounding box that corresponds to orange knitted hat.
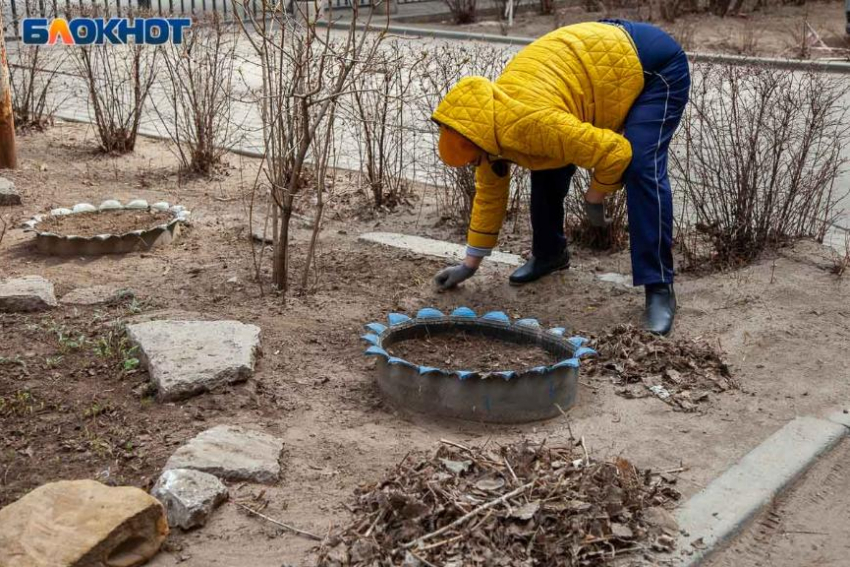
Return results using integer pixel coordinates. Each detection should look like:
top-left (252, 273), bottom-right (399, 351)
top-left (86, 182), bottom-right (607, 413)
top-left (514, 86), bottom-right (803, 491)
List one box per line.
top-left (437, 126), bottom-right (481, 167)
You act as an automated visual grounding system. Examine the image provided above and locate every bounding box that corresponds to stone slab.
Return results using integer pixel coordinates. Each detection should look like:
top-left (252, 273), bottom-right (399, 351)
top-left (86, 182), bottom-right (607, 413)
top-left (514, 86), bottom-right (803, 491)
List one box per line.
top-left (674, 416), bottom-right (848, 565)
top-left (164, 425), bottom-right (283, 484)
top-left (359, 232), bottom-right (523, 267)
top-left (0, 479), bottom-right (168, 567)
top-left (60, 285), bottom-right (134, 306)
top-left (151, 468), bottom-right (228, 530)
top-left (0, 275), bottom-right (58, 312)
top-left (0, 177), bottom-right (20, 206)
top-left (126, 320), bottom-right (262, 402)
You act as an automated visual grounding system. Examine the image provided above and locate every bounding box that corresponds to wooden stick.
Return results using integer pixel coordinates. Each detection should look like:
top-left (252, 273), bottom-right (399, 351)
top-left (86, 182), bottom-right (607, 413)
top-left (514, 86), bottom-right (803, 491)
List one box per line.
top-left (403, 482), bottom-right (534, 549)
top-left (234, 502), bottom-right (322, 541)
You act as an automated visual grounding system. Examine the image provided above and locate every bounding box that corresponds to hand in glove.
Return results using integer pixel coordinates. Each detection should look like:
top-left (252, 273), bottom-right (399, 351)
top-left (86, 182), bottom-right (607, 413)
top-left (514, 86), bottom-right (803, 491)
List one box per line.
top-left (434, 264), bottom-right (477, 290)
top-left (584, 201), bottom-right (612, 228)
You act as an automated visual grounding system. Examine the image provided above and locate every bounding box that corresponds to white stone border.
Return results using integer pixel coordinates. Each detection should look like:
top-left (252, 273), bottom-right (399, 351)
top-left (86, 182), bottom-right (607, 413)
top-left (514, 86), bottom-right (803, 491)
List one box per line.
top-left (20, 200), bottom-right (191, 241)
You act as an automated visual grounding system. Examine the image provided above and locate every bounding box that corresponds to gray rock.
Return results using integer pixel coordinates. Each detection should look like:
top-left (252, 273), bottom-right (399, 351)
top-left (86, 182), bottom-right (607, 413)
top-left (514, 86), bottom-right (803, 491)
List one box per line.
top-left (164, 425), bottom-right (283, 484)
top-left (151, 468), bottom-right (228, 530)
top-left (60, 285), bottom-right (134, 306)
top-left (0, 177), bottom-right (20, 206)
top-left (126, 320), bottom-right (262, 401)
top-left (0, 276), bottom-right (58, 312)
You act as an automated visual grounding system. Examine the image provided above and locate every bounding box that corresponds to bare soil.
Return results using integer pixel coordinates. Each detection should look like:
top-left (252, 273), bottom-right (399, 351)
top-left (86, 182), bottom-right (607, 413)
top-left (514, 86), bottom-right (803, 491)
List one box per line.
top-left (1, 122), bottom-right (848, 566)
top-left (38, 210), bottom-right (174, 237)
top-left (418, 0), bottom-right (850, 59)
top-left (705, 438), bottom-right (850, 567)
top-left (387, 331), bottom-right (559, 372)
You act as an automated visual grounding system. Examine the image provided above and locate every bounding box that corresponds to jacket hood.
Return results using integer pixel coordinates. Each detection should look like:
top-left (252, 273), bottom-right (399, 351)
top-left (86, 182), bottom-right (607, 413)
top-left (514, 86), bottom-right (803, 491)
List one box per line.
top-left (431, 76), bottom-right (501, 157)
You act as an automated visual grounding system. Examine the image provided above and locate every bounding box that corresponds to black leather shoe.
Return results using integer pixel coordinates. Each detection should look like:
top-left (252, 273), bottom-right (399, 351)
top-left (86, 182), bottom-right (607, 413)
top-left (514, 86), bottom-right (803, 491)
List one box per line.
top-left (644, 283), bottom-right (676, 336)
top-left (509, 250), bottom-right (570, 285)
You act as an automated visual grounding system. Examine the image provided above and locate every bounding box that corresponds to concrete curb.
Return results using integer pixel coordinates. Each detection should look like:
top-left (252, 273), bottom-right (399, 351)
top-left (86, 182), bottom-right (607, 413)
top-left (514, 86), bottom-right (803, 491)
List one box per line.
top-left (359, 231), bottom-right (523, 266)
top-left (673, 415), bottom-right (850, 566)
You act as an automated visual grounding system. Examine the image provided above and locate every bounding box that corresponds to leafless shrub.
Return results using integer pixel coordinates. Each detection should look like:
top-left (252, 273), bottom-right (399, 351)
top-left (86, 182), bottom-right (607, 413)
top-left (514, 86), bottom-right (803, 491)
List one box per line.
top-left (672, 63), bottom-right (850, 271)
top-left (412, 43), bottom-right (512, 223)
top-left (830, 231), bottom-right (850, 277)
top-left (236, 0), bottom-right (386, 295)
top-left (538, 0), bottom-right (555, 15)
top-left (349, 44), bottom-right (417, 209)
top-left (8, 45), bottom-right (69, 131)
top-left (565, 169), bottom-right (630, 251)
top-left (444, 0), bottom-right (477, 24)
top-left (154, 13), bottom-right (238, 176)
top-left (73, 14), bottom-right (158, 154)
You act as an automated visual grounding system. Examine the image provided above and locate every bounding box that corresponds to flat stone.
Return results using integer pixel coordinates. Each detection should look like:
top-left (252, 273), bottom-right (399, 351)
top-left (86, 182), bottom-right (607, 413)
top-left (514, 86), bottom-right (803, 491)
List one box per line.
top-left (596, 272), bottom-right (631, 286)
top-left (126, 320), bottom-right (261, 401)
top-left (151, 468), bottom-right (228, 530)
top-left (0, 479), bottom-right (168, 567)
top-left (359, 232), bottom-right (522, 267)
top-left (0, 177), bottom-right (20, 206)
top-left (164, 425), bottom-right (283, 484)
top-left (0, 276), bottom-right (58, 312)
top-left (61, 285), bottom-right (134, 306)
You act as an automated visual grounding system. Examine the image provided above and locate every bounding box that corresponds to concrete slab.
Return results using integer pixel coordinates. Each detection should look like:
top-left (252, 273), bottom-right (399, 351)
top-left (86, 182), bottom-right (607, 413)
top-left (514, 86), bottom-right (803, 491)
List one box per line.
top-left (359, 232), bottom-right (523, 267)
top-left (0, 275), bottom-right (58, 312)
top-left (674, 416), bottom-right (848, 565)
top-left (126, 320), bottom-right (262, 401)
top-left (164, 425), bottom-right (284, 484)
top-left (152, 468), bottom-right (228, 530)
top-left (0, 177), bottom-right (20, 206)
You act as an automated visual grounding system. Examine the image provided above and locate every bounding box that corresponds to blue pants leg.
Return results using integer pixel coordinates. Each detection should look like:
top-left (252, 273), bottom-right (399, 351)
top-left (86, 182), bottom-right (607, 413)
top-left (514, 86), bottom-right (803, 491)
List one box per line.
top-left (529, 165), bottom-right (577, 259)
top-left (622, 51), bottom-right (690, 286)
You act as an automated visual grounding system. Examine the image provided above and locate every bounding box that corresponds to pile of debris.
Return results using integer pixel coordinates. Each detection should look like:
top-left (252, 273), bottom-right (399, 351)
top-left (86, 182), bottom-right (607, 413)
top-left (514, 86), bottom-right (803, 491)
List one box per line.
top-left (319, 440), bottom-right (681, 566)
top-left (584, 325), bottom-right (737, 412)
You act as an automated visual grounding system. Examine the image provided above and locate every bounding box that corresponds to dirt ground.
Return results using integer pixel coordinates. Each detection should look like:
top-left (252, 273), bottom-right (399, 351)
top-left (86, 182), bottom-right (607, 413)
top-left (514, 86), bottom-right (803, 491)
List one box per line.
top-left (705, 438), bottom-right (850, 567)
top-left (1, 122), bottom-right (849, 566)
top-left (420, 0), bottom-right (850, 59)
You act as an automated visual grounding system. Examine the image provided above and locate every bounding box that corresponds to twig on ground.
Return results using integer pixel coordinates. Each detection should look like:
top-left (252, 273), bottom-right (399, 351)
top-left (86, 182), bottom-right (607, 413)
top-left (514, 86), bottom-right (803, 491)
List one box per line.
top-left (233, 501), bottom-right (322, 541)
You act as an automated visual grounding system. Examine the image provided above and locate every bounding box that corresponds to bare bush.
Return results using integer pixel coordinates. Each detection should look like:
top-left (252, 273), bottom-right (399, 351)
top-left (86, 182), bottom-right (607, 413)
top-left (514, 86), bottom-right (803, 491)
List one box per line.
top-left (74, 36), bottom-right (158, 153)
top-left (444, 0), bottom-right (477, 24)
top-left (672, 63), bottom-right (850, 270)
top-left (565, 169), bottom-right (630, 251)
top-left (831, 232), bottom-right (850, 277)
top-left (349, 45), bottom-right (416, 209)
top-left (154, 14), bottom-right (238, 176)
top-left (8, 45), bottom-right (68, 131)
top-left (236, 0), bottom-right (386, 295)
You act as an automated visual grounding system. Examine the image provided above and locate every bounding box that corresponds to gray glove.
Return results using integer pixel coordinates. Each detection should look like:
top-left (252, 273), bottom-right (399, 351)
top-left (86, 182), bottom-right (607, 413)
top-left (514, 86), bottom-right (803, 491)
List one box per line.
top-left (584, 201), bottom-right (611, 228)
top-left (434, 264), bottom-right (477, 290)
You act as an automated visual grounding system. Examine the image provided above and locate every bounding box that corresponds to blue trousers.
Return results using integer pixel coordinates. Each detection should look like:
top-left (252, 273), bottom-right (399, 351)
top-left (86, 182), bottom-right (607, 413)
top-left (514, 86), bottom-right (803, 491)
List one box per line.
top-left (530, 23), bottom-right (690, 286)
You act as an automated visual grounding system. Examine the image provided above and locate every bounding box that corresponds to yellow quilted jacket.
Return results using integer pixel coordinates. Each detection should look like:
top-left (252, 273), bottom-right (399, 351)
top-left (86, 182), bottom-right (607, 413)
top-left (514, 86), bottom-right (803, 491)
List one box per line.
top-left (432, 22), bottom-right (644, 253)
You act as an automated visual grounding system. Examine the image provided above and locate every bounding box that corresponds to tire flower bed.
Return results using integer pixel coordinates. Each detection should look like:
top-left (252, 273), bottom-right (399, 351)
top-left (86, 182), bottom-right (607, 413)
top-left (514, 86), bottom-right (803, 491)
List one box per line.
top-left (318, 440), bottom-right (682, 566)
top-left (21, 199), bottom-right (190, 256)
top-left (362, 308), bottom-right (597, 423)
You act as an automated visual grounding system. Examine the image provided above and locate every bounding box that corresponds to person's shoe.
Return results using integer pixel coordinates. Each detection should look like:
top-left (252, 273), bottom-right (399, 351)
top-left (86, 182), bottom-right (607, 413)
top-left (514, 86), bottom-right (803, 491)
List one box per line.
top-left (509, 250), bottom-right (570, 285)
top-left (644, 283), bottom-right (676, 336)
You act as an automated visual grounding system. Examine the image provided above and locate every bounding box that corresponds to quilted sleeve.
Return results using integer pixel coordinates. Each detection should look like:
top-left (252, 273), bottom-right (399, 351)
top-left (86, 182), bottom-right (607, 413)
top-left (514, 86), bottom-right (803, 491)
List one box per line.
top-left (513, 108), bottom-right (631, 193)
top-left (466, 160), bottom-right (511, 257)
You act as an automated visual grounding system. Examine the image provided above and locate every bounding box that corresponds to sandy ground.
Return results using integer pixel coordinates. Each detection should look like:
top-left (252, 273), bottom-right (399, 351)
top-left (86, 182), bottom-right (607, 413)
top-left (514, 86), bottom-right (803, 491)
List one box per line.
top-left (422, 0), bottom-right (850, 58)
top-left (705, 438), bottom-right (850, 567)
top-left (1, 122), bottom-right (849, 565)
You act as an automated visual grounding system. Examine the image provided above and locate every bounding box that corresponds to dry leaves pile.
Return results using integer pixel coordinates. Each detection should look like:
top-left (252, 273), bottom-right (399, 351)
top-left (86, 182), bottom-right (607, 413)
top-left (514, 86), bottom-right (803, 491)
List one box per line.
top-left (318, 440), bottom-right (681, 566)
top-left (583, 325), bottom-right (737, 412)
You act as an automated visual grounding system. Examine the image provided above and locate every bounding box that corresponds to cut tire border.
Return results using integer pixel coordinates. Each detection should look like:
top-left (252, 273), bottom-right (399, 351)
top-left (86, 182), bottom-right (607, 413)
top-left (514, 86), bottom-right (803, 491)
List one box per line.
top-left (673, 410), bottom-right (850, 565)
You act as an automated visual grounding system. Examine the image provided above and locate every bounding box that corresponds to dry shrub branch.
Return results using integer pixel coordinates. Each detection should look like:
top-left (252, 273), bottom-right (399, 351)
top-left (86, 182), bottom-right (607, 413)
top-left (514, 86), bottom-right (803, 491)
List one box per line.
top-left (319, 440), bottom-right (681, 566)
top-left (155, 13), bottom-right (239, 176)
top-left (8, 45), bottom-right (69, 130)
top-left (672, 63), bottom-right (850, 271)
top-left (74, 31), bottom-right (158, 153)
top-left (235, 0), bottom-right (387, 295)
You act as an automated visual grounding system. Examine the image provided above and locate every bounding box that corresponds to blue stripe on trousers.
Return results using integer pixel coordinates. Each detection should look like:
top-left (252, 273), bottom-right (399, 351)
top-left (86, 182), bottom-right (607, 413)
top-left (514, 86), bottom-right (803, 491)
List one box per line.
top-left (623, 51), bottom-right (689, 286)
